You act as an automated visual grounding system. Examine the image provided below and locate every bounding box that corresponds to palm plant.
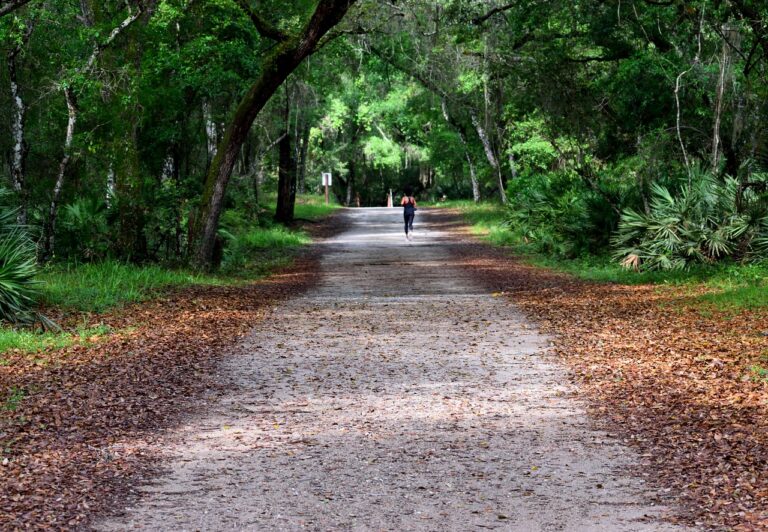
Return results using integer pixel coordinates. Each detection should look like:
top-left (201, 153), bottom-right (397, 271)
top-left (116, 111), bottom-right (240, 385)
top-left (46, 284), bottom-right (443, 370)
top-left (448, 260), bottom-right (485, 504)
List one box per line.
top-left (0, 190), bottom-right (45, 325)
top-left (60, 197), bottom-right (110, 260)
top-left (612, 170), bottom-right (768, 271)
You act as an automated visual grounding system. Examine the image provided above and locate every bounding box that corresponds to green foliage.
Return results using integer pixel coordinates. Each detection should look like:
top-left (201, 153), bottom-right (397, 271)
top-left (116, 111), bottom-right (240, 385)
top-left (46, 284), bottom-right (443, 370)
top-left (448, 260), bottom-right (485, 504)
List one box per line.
top-left (0, 229), bottom-right (39, 324)
top-left (505, 172), bottom-right (591, 257)
top-left (501, 169), bottom-right (627, 258)
top-left (59, 197), bottom-right (110, 261)
top-left (612, 172), bottom-right (768, 271)
top-left (220, 225), bottom-right (309, 275)
top-left (3, 0), bottom-right (768, 280)
top-left (508, 118), bottom-right (558, 176)
top-left (363, 135), bottom-right (402, 169)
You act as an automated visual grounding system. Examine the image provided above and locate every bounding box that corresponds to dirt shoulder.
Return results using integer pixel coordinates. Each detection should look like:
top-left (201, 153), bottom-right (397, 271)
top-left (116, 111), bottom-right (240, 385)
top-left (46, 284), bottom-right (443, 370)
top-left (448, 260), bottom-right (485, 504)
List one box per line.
top-left (0, 223), bottom-right (339, 529)
top-left (441, 210), bottom-right (768, 530)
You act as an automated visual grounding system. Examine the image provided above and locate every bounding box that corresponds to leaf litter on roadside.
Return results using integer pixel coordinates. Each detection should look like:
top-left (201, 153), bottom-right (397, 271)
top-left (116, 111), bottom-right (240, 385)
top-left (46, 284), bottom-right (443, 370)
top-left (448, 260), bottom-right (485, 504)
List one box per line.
top-left (0, 257), bottom-right (321, 530)
top-left (451, 229), bottom-right (768, 530)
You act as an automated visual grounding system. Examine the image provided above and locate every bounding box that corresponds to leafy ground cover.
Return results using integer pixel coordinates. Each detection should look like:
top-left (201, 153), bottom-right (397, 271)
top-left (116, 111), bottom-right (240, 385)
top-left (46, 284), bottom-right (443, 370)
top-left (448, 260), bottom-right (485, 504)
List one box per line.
top-left (440, 209), bottom-right (768, 529)
top-left (0, 254), bottom-right (323, 530)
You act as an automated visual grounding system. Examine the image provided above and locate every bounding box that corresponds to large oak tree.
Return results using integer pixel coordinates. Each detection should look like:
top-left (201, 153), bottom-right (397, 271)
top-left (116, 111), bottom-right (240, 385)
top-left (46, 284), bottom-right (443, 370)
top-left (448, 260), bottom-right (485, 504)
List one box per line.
top-left (190, 0), bottom-right (357, 270)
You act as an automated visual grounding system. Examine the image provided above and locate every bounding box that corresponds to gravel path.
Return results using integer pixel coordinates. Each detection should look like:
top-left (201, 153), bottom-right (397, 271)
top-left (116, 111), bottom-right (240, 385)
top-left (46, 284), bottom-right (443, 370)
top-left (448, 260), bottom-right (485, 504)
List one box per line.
top-left (97, 208), bottom-right (686, 531)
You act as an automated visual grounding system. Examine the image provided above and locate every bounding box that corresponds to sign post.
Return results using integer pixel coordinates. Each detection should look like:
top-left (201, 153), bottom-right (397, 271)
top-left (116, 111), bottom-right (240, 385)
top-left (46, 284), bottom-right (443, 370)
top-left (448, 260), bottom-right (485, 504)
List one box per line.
top-left (322, 172), bottom-right (332, 205)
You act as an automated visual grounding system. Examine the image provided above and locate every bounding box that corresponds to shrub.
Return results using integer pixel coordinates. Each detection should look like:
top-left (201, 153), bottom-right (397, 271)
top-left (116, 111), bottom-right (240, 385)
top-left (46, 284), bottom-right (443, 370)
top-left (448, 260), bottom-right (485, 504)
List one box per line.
top-left (505, 171), bottom-right (614, 258)
top-left (59, 197), bottom-right (110, 261)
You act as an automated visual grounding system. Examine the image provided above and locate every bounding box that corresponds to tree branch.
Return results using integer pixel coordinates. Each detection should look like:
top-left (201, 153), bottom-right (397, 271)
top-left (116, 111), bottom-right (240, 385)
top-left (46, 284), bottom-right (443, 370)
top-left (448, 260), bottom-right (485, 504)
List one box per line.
top-left (234, 0), bottom-right (290, 41)
top-left (367, 44), bottom-right (449, 99)
top-left (471, 2), bottom-right (515, 26)
top-left (565, 50), bottom-right (631, 63)
top-left (257, 132), bottom-right (287, 157)
top-left (84, 7), bottom-right (144, 72)
top-left (0, 0), bottom-right (33, 17)
top-left (641, 0), bottom-right (674, 6)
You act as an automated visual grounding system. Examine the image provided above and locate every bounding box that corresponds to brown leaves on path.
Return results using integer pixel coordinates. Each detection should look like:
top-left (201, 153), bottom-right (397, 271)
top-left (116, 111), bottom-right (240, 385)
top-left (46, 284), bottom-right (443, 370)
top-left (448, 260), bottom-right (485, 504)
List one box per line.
top-left (0, 257), bottom-right (320, 530)
top-left (452, 237), bottom-right (768, 530)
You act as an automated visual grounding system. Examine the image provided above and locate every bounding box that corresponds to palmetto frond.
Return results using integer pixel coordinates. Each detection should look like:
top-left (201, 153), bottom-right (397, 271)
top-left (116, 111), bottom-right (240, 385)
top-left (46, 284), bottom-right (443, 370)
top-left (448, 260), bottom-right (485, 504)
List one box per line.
top-left (613, 174), bottom-right (768, 271)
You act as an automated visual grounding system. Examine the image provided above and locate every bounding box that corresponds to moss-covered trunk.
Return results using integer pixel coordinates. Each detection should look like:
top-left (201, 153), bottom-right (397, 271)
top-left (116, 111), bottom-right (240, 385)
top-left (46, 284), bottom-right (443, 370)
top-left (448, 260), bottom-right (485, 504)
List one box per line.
top-left (191, 0), bottom-right (357, 270)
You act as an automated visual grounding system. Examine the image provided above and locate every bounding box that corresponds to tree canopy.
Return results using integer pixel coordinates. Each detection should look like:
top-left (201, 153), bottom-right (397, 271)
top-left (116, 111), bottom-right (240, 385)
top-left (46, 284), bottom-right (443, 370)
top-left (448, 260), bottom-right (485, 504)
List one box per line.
top-left (1, 0), bottom-right (767, 271)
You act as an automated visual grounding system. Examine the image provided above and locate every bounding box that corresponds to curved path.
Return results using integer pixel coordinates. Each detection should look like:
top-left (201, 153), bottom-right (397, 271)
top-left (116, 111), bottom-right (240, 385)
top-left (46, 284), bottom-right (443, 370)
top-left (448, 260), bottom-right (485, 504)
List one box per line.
top-left (98, 208), bottom-right (685, 531)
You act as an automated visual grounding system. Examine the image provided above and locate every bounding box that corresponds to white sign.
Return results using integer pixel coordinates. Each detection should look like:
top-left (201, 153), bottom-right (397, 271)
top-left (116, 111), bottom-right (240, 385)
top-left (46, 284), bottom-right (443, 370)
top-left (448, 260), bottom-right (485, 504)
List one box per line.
top-left (322, 172), bottom-right (332, 186)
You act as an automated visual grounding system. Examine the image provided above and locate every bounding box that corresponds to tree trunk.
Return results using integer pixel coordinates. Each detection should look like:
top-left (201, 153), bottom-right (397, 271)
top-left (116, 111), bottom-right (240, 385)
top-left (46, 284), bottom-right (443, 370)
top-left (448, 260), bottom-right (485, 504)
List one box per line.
top-left (254, 160), bottom-right (263, 206)
top-left (275, 128), bottom-right (296, 224)
top-left (712, 24), bottom-right (736, 170)
top-left (191, 0), bottom-right (356, 269)
top-left (203, 99), bottom-right (217, 168)
top-left (8, 29), bottom-right (31, 225)
top-left (346, 159), bottom-right (355, 206)
top-left (106, 162), bottom-right (115, 208)
top-left (471, 110), bottom-right (507, 203)
top-left (297, 121), bottom-right (310, 194)
top-left (441, 98), bottom-right (480, 202)
top-left (466, 151), bottom-right (480, 201)
top-left (40, 87), bottom-right (77, 262)
top-left (508, 151), bottom-right (518, 180)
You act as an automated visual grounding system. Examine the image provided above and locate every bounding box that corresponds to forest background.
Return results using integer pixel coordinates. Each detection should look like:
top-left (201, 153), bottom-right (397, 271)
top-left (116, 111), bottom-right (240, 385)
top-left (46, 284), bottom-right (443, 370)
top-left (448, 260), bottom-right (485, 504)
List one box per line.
top-left (1, 0), bottom-right (768, 322)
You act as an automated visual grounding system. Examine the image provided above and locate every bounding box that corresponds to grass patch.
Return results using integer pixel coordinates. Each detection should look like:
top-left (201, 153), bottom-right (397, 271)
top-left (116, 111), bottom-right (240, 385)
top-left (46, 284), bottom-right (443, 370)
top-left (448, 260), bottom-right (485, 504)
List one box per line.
top-left (259, 193), bottom-right (341, 221)
top-left (0, 324), bottom-right (113, 362)
top-left (232, 225), bottom-right (310, 249)
top-left (221, 225), bottom-right (311, 276)
top-left (293, 194), bottom-right (342, 220)
top-left (747, 364), bottom-right (768, 383)
top-left (693, 283), bottom-right (768, 312)
top-left (39, 261), bottom-right (231, 313)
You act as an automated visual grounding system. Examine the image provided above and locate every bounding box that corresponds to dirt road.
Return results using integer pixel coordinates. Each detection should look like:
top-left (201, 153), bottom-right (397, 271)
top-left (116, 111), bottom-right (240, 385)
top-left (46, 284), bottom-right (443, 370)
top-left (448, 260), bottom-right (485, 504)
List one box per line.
top-left (98, 208), bottom-right (685, 531)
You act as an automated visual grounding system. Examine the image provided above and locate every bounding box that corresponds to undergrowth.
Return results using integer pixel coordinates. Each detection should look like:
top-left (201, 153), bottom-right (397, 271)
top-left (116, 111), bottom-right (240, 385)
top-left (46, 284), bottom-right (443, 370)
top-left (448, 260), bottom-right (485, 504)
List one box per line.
top-left (444, 201), bottom-right (768, 311)
top-left (0, 195), bottom-right (335, 352)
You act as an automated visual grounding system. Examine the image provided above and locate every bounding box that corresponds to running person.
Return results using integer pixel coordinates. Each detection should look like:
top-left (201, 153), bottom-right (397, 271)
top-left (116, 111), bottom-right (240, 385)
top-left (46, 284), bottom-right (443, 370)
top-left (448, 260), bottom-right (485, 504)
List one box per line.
top-left (401, 188), bottom-right (417, 240)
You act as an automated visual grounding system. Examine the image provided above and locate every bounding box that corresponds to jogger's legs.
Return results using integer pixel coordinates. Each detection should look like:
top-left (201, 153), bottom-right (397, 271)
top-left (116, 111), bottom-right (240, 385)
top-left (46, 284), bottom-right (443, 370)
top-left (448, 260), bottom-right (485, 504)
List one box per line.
top-left (404, 213), bottom-right (415, 234)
